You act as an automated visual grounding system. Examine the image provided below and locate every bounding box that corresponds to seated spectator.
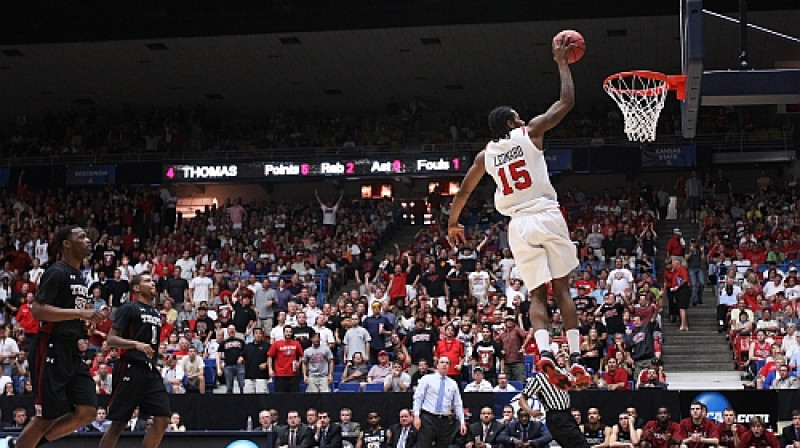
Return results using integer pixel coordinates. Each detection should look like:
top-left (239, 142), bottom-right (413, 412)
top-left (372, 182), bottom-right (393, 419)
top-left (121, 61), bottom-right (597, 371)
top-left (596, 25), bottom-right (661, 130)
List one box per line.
top-left (493, 373), bottom-right (517, 392)
top-left (367, 350), bottom-right (392, 384)
top-left (498, 408), bottom-right (552, 448)
top-left (162, 355), bottom-right (184, 394)
top-left (770, 364), bottom-right (800, 389)
top-left (167, 412), bottom-right (186, 432)
top-left (341, 352), bottom-right (368, 384)
top-left (738, 416), bottom-right (779, 448)
top-left (609, 411), bottom-right (642, 447)
top-left (180, 346), bottom-right (206, 394)
top-left (745, 330), bottom-right (771, 380)
top-left (383, 360), bottom-right (411, 392)
top-left (602, 357), bottom-right (630, 391)
top-left (717, 279), bottom-right (740, 332)
top-left (86, 407), bottom-right (110, 432)
top-left (8, 408), bottom-right (27, 429)
top-left (756, 309), bottom-right (780, 336)
top-left (464, 366), bottom-right (493, 392)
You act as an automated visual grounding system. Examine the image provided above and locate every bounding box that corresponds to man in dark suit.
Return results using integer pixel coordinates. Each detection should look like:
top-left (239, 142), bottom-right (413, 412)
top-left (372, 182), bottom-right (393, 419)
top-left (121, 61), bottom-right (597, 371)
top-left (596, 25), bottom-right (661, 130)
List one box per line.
top-left (387, 409), bottom-right (418, 448)
top-left (277, 410), bottom-right (314, 448)
top-left (315, 411), bottom-right (343, 448)
top-left (124, 407), bottom-right (148, 432)
top-left (781, 409), bottom-right (800, 448)
top-left (498, 409), bottom-right (552, 448)
top-left (466, 407), bottom-right (504, 448)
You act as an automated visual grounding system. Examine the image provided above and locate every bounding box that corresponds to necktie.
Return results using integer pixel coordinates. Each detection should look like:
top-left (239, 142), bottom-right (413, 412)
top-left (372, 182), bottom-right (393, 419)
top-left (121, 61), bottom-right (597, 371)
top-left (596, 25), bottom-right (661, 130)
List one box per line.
top-left (435, 376), bottom-right (446, 413)
top-left (322, 428), bottom-right (327, 444)
top-left (483, 426), bottom-right (489, 442)
top-left (398, 427), bottom-right (407, 448)
top-left (521, 426), bottom-right (527, 443)
top-left (290, 429), bottom-right (296, 448)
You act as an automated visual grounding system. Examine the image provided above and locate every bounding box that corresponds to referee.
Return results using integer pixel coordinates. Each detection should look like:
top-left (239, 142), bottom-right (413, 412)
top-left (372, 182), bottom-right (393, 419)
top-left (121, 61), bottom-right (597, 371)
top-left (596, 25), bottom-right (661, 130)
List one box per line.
top-left (413, 357), bottom-right (468, 447)
top-left (520, 369), bottom-right (589, 448)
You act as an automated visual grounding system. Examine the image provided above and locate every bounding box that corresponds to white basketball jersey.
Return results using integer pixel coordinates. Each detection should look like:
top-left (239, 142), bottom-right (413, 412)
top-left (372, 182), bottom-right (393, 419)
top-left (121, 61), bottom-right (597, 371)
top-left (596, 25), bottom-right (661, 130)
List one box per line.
top-left (484, 127), bottom-right (559, 216)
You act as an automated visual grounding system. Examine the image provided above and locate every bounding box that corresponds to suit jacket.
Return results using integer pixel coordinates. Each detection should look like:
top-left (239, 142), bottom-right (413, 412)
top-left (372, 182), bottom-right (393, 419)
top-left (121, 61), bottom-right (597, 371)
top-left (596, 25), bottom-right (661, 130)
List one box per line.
top-left (278, 424), bottom-right (315, 448)
top-left (497, 420), bottom-right (552, 448)
top-left (387, 423), bottom-right (418, 448)
top-left (318, 423), bottom-right (343, 448)
top-left (781, 425), bottom-right (800, 447)
top-left (125, 418), bottom-right (148, 432)
top-left (339, 421), bottom-right (361, 445)
top-left (467, 421), bottom-right (504, 447)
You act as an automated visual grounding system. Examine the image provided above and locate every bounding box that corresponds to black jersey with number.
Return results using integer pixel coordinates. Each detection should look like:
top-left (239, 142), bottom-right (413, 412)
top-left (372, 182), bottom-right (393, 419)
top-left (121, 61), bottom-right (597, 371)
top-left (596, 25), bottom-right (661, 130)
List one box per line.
top-left (583, 424), bottom-right (607, 446)
top-left (112, 299), bottom-right (161, 364)
top-left (362, 428), bottom-right (388, 448)
top-left (34, 261), bottom-right (91, 339)
top-left (616, 426), bottom-right (632, 444)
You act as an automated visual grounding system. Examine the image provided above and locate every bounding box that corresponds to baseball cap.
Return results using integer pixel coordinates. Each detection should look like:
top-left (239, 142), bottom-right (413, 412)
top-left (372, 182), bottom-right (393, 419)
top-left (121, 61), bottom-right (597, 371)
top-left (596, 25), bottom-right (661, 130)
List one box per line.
top-left (473, 366), bottom-right (484, 373)
top-left (673, 228), bottom-right (681, 234)
top-left (378, 350), bottom-right (389, 357)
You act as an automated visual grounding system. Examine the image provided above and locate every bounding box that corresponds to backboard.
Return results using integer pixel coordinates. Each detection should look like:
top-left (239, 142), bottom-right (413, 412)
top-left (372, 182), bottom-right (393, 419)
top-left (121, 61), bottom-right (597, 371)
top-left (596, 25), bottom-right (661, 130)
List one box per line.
top-left (679, 0), bottom-right (800, 138)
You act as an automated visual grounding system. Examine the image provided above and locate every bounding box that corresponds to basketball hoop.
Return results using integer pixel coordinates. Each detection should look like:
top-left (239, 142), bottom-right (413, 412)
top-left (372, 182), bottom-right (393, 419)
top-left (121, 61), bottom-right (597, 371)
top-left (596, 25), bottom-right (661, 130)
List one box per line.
top-left (603, 70), bottom-right (686, 142)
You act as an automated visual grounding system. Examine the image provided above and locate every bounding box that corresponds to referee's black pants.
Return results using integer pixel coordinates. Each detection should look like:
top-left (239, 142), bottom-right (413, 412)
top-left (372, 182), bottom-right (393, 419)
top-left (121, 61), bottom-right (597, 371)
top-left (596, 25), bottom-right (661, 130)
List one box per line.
top-left (417, 411), bottom-right (456, 448)
top-left (546, 410), bottom-right (589, 448)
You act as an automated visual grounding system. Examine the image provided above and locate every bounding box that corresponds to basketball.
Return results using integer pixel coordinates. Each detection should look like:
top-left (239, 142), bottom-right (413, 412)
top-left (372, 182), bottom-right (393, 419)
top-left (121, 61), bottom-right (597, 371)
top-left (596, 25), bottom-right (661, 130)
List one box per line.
top-left (553, 29), bottom-right (585, 64)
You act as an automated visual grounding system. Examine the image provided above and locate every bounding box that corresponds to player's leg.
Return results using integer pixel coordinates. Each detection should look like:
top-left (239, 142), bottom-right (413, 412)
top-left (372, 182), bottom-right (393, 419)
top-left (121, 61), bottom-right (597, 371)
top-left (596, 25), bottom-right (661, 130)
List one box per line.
top-left (41, 404), bottom-right (97, 441)
top-left (141, 416), bottom-right (169, 448)
top-left (14, 418), bottom-right (56, 448)
top-left (546, 410), bottom-right (590, 448)
top-left (99, 421), bottom-right (127, 448)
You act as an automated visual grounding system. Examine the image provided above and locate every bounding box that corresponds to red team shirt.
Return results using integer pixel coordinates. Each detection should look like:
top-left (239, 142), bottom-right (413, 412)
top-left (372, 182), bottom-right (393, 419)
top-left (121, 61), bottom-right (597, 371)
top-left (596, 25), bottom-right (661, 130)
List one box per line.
top-left (643, 421), bottom-right (685, 448)
top-left (716, 423), bottom-right (748, 448)
top-left (267, 339), bottom-right (304, 377)
top-left (679, 418), bottom-right (719, 448)
top-left (738, 430), bottom-right (780, 448)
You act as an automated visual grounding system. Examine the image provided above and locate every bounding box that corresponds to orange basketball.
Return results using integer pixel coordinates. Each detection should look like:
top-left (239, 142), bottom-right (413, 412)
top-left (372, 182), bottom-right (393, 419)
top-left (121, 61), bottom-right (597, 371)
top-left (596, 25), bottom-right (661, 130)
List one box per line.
top-left (553, 29), bottom-right (585, 64)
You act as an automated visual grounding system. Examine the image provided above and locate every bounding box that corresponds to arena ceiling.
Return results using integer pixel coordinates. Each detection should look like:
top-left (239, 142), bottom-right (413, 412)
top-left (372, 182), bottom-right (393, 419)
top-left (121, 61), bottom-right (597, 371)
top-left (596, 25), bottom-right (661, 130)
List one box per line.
top-left (1, 2), bottom-right (798, 120)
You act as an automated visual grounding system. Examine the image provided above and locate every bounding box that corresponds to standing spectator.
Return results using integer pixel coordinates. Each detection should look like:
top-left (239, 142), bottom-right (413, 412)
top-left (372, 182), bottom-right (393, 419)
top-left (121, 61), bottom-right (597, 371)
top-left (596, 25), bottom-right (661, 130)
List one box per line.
top-left (472, 325), bottom-right (504, 385)
top-left (497, 317), bottom-right (529, 382)
top-left (355, 250), bottom-right (379, 295)
top-left (217, 324), bottom-right (245, 394)
top-left (268, 326), bottom-right (304, 393)
top-left (468, 262), bottom-right (491, 305)
top-left (387, 409), bottom-right (418, 448)
top-left (302, 332), bottom-right (334, 393)
top-left (384, 360), bottom-right (412, 392)
top-left (174, 251), bottom-right (196, 281)
top-left (663, 258), bottom-right (691, 330)
top-left (227, 198), bottom-right (247, 231)
top-left (685, 171), bottom-right (702, 223)
top-left (231, 291), bottom-right (258, 337)
top-left (180, 346), bottom-right (206, 394)
top-left (410, 358), bottom-right (431, 391)
top-left (242, 327), bottom-right (270, 394)
top-left (406, 318), bottom-right (437, 367)
top-left (717, 279), bottom-right (740, 333)
top-left (292, 312), bottom-right (316, 350)
top-left (665, 229), bottom-right (685, 264)
top-left (434, 324), bottom-right (465, 381)
top-left (164, 267), bottom-right (189, 306)
top-left (106, 268), bottom-right (130, 308)
top-left (679, 401), bottom-right (719, 448)
top-left (16, 293), bottom-right (39, 340)
top-left (738, 417), bottom-right (779, 448)
top-left (316, 189), bottom-right (343, 231)
top-left (412, 357), bottom-right (467, 447)
top-left (608, 258), bottom-right (635, 296)
top-left (625, 315), bottom-right (657, 380)
top-left (363, 302), bottom-right (392, 363)
top-left (0, 324), bottom-right (20, 377)
top-left (685, 240), bottom-right (705, 306)
top-left (189, 266), bottom-right (213, 308)
top-left (254, 278), bottom-right (276, 332)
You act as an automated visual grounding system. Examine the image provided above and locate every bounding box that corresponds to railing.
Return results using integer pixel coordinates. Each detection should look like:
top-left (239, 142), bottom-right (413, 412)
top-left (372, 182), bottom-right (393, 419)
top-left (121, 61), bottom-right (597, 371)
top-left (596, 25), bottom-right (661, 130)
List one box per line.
top-left (3, 130), bottom-right (794, 166)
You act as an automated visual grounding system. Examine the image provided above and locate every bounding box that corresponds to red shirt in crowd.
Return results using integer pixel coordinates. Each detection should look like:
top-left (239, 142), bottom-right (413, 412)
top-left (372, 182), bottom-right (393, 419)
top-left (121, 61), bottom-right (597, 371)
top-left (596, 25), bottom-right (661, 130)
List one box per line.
top-left (434, 338), bottom-right (464, 376)
top-left (267, 339), bottom-right (303, 377)
top-left (602, 367), bottom-right (630, 390)
top-left (643, 421), bottom-right (685, 448)
top-left (679, 417), bottom-right (719, 448)
top-left (16, 303), bottom-right (39, 335)
top-left (664, 265), bottom-right (690, 289)
top-left (737, 429), bottom-right (780, 448)
top-left (716, 423), bottom-right (747, 448)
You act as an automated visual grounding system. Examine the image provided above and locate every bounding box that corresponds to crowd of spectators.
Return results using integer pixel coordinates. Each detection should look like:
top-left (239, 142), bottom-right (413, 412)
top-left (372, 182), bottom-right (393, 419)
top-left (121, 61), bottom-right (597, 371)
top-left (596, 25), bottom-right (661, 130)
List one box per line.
top-left (2, 103), bottom-right (792, 161)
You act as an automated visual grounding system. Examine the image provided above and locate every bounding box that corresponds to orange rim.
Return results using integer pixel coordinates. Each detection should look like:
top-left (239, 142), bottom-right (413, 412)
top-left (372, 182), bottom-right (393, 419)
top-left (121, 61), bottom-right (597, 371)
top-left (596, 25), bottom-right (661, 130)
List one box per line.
top-left (604, 71), bottom-right (687, 99)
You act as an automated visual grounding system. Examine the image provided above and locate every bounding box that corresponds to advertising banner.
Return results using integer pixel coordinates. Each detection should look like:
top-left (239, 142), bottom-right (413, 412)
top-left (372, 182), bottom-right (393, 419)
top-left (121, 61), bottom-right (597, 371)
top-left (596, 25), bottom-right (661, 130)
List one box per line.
top-left (66, 164), bottom-right (116, 185)
top-left (641, 145), bottom-right (697, 168)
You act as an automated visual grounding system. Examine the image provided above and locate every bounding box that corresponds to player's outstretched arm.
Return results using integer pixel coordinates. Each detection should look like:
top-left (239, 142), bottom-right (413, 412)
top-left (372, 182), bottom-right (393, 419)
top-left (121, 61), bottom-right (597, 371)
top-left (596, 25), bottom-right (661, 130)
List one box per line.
top-left (31, 302), bottom-right (106, 323)
top-left (447, 151), bottom-right (486, 247)
top-left (527, 33), bottom-right (576, 144)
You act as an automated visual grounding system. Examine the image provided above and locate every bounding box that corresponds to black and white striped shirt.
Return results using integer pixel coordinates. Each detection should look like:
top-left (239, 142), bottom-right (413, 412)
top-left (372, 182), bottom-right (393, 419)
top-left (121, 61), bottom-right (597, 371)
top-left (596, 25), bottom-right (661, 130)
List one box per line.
top-left (521, 373), bottom-right (570, 411)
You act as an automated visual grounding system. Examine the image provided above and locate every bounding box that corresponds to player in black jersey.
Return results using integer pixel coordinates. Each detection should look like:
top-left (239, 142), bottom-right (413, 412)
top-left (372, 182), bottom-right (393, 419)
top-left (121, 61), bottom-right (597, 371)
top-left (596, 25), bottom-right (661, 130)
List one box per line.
top-left (100, 271), bottom-right (170, 448)
top-left (358, 412), bottom-right (388, 448)
top-left (16, 226), bottom-right (109, 448)
top-left (610, 412), bottom-right (641, 448)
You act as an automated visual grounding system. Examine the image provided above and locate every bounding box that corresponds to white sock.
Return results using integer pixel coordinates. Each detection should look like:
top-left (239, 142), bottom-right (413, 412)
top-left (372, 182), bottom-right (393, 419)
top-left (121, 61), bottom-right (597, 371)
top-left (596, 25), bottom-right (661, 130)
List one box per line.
top-left (534, 330), bottom-right (550, 352)
top-left (566, 329), bottom-right (581, 355)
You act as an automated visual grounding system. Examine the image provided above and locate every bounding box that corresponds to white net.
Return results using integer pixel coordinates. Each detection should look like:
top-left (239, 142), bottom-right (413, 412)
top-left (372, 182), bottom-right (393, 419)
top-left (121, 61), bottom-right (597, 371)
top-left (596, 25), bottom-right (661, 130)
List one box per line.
top-left (603, 72), bottom-right (668, 142)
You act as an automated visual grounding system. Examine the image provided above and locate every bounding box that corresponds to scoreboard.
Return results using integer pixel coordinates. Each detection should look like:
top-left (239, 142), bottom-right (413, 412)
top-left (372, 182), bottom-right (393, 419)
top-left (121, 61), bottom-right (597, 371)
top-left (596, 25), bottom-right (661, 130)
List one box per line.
top-left (163, 156), bottom-right (469, 182)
